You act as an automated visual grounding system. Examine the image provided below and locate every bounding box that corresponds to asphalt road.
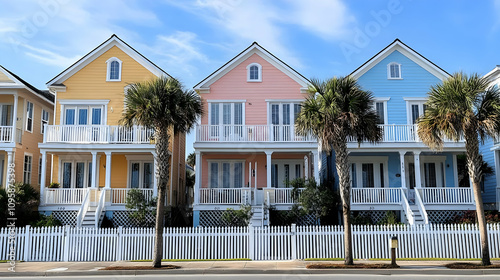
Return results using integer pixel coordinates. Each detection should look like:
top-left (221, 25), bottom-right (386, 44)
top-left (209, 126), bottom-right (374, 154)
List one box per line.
top-left (5, 275), bottom-right (500, 280)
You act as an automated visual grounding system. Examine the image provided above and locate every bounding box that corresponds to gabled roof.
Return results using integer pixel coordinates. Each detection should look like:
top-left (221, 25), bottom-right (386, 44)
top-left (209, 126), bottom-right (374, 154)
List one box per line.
top-left (0, 65), bottom-right (55, 103)
top-left (47, 34), bottom-right (170, 86)
top-left (350, 39), bottom-right (450, 81)
top-left (194, 42), bottom-right (310, 92)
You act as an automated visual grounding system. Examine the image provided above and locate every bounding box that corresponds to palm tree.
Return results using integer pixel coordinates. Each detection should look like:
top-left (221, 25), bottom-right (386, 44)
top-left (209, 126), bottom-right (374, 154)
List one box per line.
top-left (418, 72), bottom-right (500, 266)
top-left (295, 76), bottom-right (382, 265)
top-left (121, 76), bottom-right (202, 268)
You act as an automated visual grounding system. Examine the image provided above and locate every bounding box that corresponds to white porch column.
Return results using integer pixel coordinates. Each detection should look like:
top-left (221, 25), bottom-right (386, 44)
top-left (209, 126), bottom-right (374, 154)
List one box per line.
top-left (104, 152), bottom-right (112, 189)
top-left (313, 150), bottom-right (320, 183)
top-left (304, 155), bottom-right (309, 179)
top-left (12, 95), bottom-right (18, 142)
top-left (91, 151), bottom-right (97, 188)
top-left (40, 151), bottom-right (47, 205)
top-left (399, 151), bottom-right (406, 189)
top-left (266, 151), bottom-right (273, 188)
top-left (5, 151), bottom-right (13, 189)
top-left (414, 151), bottom-right (422, 188)
top-left (194, 151), bottom-right (201, 205)
top-left (152, 151), bottom-right (158, 197)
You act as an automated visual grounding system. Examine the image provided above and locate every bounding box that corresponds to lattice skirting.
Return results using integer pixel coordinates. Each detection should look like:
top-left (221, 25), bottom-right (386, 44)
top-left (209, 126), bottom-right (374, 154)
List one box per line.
top-left (199, 210), bottom-right (229, 227)
top-left (51, 211), bottom-right (78, 226)
top-left (269, 210), bottom-right (317, 226)
top-left (428, 210), bottom-right (468, 224)
top-left (355, 210), bottom-right (400, 224)
top-left (111, 211), bottom-right (155, 228)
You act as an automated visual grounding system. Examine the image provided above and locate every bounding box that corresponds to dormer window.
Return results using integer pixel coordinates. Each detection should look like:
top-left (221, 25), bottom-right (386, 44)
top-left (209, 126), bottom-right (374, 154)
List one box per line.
top-left (387, 62), bottom-right (401, 79)
top-left (106, 57), bottom-right (122, 81)
top-left (247, 63), bottom-right (262, 82)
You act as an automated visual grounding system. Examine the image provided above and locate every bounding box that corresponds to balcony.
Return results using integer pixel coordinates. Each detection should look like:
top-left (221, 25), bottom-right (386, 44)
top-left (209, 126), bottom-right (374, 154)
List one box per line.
top-left (44, 125), bottom-right (154, 144)
top-left (0, 126), bottom-right (14, 143)
top-left (348, 124), bottom-right (464, 143)
top-left (195, 125), bottom-right (315, 142)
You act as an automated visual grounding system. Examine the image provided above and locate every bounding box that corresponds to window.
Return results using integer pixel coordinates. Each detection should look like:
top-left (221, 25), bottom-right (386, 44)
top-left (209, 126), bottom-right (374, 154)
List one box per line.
top-left (63, 105), bottom-right (104, 125)
top-left (41, 109), bottom-right (49, 133)
top-left (269, 102), bottom-right (302, 141)
top-left (60, 158), bottom-right (96, 189)
top-left (26, 101), bottom-right (33, 132)
top-left (106, 57), bottom-right (122, 81)
top-left (23, 155), bottom-right (32, 184)
top-left (246, 63), bottom-right (262, 82)
top-left (209, 102), bottom-right (245, 139)
top-left (387, 62), bottom-right (401, 79)
top-left (208, 161), bottom-right (244, 188)
top-left (0, 105), bottom-right (13, 126)
top-left (405, 100), bottom-right (428, 124)
top-left (129, 161), bottom-right (154, 188)
top-left (349, 157), bottom-right (388, 188)
top-left (38, 157), bottom-right (42, 185)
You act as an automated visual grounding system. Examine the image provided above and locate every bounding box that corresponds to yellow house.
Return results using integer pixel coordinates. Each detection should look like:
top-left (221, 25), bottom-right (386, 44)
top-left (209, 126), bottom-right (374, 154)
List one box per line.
top-left (39, 35), bottom-right (186, 227)
top-left (0, 66), bottom-right (54, 192)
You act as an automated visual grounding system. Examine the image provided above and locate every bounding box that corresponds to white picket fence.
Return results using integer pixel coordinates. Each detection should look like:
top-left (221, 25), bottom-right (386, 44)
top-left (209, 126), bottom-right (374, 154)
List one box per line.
top-left (1, 224), bottom-right (500, 262)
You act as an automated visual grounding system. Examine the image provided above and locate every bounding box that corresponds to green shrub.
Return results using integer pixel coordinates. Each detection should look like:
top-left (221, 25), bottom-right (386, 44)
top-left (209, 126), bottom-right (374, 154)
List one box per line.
top-left (221, 205), bottom-right (252, 226)
top-left (125, 189), bottom-right (157, 227)
top-left (31, 214), bottom-right (62, 227)
top-left (0, 183), bottom-right (39, 226)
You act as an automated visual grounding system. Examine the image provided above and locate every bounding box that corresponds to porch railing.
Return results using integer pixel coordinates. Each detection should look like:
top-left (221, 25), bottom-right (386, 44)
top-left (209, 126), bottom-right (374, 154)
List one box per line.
top-left (196, 125), bottom-right (314, 142)
top-left (44, 125), bottom-right (154, 144)
top-left (351, 188), bottom-right (403, 204)
top-left (44, 188), bottom-right (88, 204)
top-left (111, 188), bottom-right (154, 204)
top-left (267, 188), bottom-right (304, 204)
top-left (348, 124), bottom-right (464, 143)
top-left (199, 188), bottom-right (251, 204)
top-left (419, 187), bottom-right (474, 204)
top-left (0, 126), bottom-right (13, 142)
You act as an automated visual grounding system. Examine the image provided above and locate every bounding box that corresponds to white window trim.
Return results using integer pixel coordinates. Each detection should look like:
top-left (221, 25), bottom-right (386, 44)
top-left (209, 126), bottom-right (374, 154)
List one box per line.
top-left (106, 57), bottom-right (122, 82)
top-left (59, 100), bottom-right (109, 125)
top-left (125, 155), bottom-right (154, 189)
top-left (23, 152), bottom-right (33, 184)
top-left (207, 160), bottom-right (245, 188)
top-left (41, 108), bottom-right (49, 134)
top-left (348, 156), bottom-right (389, 188)
top-left (58, 155), bottom-right (100, 189)
top-left (25, 101), bottom-right (34, 133)
top-left (207, 102), bottom-right (246, 126)
top-left (246, 63), bottom-right (262, 82)
top-left (405, 99), bottom-right (428, 125)
top-left (387, 62), bottom-right (402, 80)
top-left (372, 97), bottom-right (390, 125)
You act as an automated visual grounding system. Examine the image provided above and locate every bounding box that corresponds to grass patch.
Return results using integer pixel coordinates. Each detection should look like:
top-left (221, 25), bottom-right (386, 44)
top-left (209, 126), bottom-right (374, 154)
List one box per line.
top-left (132, 258), bottom-right (251, 262)
top-left (446, 263), bottom-right (500, 269)
top-left (305, 258), bottom-right (349, 261)
top-left (101, 265), bottom-right (180, 270)
top-left (307, 263), bottom-right (399, 269)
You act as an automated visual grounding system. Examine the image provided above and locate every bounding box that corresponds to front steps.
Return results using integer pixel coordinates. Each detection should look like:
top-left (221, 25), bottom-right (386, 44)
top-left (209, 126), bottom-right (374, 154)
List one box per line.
top-left (80, 206), bottom-right (105, 227)
top-left (250, 205), bottom-right (267, 227)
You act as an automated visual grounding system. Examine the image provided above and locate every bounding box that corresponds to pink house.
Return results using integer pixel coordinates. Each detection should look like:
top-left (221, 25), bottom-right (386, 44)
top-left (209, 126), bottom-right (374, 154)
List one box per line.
top-left (193, 43), bottom-right (318, 226)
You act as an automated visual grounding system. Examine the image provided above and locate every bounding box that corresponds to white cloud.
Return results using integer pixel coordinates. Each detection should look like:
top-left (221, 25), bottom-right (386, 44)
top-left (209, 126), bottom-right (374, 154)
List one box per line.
top-left (22, 43), bottom-right (82, 68)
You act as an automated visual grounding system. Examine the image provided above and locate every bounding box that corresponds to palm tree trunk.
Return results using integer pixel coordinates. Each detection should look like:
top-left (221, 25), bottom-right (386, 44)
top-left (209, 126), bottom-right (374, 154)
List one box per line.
top-left (333, 136), bottom-right (353, 265)
top-left (465, 129), bottom-right (491, 266)
top-left (152, 128), bottom-right (171, 268)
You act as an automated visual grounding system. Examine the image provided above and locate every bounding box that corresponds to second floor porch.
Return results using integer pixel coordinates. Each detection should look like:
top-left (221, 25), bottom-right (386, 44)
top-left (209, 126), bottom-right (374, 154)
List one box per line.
top-left (43, 125), bottom-right (155, 144)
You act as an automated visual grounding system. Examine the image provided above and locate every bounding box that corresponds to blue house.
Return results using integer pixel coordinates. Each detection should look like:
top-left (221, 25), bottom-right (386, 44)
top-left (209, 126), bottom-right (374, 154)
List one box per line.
top-left (324, 39), bottom-right (476, 225)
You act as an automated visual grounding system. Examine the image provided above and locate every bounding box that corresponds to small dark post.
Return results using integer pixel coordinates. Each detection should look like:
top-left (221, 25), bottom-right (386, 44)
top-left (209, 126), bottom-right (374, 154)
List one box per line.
top-left (390, 236), bottom-right (398, 267)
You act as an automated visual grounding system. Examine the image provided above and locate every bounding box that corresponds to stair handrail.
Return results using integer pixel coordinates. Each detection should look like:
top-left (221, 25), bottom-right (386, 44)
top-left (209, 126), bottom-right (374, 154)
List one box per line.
top-left (76, 189), bottom-right (91, 227)
top-left (264, 191), bottom-right (270, 226)
top-left (95, 189), bottom-right (107, 228)
top-left (414, 188), bottom-right (429, 224)
top-left (400, 189), bottom-right (415, 225)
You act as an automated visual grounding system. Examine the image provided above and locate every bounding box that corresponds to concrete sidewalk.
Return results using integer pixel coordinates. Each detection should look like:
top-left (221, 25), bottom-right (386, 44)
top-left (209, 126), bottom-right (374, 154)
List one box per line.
top-left (1, 260), bottom-right (500, 277)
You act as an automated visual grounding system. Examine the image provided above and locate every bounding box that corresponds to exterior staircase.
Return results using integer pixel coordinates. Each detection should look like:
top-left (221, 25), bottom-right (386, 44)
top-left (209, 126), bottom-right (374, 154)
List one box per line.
top-left (80, 206), bottom-right (105, 227)
top-left (409, 205), bottom-right (426, 225)
top-left (250, 205), bottom-right (267, 227)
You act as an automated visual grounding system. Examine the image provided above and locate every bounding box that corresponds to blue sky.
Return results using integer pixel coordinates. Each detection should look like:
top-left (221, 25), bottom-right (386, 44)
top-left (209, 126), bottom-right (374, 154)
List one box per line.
top-left (1, 0), bottom-right (499, 157)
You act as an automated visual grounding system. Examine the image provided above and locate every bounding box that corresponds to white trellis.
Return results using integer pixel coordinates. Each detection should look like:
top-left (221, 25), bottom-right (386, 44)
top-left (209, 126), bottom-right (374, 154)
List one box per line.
top-left (1, 223), bottom-right (500, 262)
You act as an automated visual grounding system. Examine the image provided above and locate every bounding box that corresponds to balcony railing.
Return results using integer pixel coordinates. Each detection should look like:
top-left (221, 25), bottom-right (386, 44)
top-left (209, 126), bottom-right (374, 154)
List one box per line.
top-left (348, 124), bottom-right (463, 143)
top-left (351, 188), bottom-right (403, 204)
top-left (196, 125), bottom-right (314, 142)
top-left (111, 188), bottom-right (154, 204)
top-left (44, 125), bottom-right (154, 144)
top-left (419, 187), bottom-right (474, 204)
top-left (44, 188), bottom-right (88, 204)
top-left (199, 188), bottom-right (251, 204)
top-left (0, 126), bottom-right (14, 142)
